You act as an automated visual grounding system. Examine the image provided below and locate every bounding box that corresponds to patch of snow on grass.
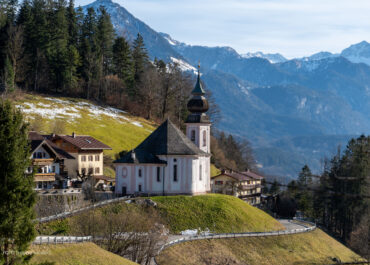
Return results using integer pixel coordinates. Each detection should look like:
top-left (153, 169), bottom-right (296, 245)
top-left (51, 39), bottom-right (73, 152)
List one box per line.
top-left (131, 121), bottom-right (143, 127)
top-left (16, 103), bottom-right (81, 119)
top-left (44, 97), bottom-right (70, 105)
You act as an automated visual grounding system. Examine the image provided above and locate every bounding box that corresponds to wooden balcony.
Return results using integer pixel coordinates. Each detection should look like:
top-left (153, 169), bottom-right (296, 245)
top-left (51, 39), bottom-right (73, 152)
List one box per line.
top-left (34, 173), bottom-right (56, 182)
top-left (32, 158), bottom-right (54, 165)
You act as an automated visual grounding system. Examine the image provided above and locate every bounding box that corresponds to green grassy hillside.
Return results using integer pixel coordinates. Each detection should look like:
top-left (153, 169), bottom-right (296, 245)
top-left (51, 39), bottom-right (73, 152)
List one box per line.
top-left (151, 194), bottom-right (284, 233)
top-left (37, 195), bottom-right (283, 235)
top-left (14, 93), bottom-right (155, 157)
top-left (30, 242), bottom-right (137, 265)
top-left (156, 229), bottom-right (363, 265)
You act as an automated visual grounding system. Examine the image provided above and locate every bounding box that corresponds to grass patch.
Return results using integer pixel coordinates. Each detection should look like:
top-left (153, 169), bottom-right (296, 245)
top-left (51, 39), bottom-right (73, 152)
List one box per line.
top-left (151, 194), bottom-right (284, 234)
top-left (29, 242), bottom-right (137, 265)
top-left (211, 164), bottom-right (221, 177)
top-left (156, 229), bottom-right (363, 265)
top-left (15, 94), bottom-right (155, 158)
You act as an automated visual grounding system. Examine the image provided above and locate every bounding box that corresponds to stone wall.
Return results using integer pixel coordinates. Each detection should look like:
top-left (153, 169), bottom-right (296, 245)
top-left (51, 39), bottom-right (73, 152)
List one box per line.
top-left (35, 192), bottom-right (115, 218)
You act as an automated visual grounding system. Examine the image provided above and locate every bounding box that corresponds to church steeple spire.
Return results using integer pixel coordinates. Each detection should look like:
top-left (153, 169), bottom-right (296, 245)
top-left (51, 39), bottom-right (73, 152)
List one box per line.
top-left (192, 63), bottom-right (206, 95)
top-left (186, 64), bottom-right (209, 115)
top-left (185, 62), bottom-right (211, 154)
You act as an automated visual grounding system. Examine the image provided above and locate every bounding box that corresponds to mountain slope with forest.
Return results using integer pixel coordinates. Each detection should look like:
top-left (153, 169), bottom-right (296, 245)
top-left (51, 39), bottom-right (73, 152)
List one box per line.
top-left (81, 0), bottom-right (370, 178)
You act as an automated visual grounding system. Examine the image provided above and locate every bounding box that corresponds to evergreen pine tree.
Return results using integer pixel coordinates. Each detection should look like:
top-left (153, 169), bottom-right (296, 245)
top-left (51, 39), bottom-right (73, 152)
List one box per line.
top-left (0, 100), bottom-right (36, 265)
top-left (80, 7), bottom-right (98, 99)
top-left (131, 33), bottom-right (149, 97)
top-left (112, 36), bottom-right (133, 87)
top-left (97, 6), bottom-right (114, 76)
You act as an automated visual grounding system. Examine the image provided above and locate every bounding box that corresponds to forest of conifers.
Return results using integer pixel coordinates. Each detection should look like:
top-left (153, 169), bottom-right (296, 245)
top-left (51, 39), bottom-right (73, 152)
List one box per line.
top-left (0, 0), bottom-right (197, 123)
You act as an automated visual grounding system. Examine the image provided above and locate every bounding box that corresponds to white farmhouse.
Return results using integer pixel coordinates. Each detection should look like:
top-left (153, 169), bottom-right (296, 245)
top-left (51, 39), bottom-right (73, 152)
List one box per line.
top-left (114, 69), bottom-right (211, 195)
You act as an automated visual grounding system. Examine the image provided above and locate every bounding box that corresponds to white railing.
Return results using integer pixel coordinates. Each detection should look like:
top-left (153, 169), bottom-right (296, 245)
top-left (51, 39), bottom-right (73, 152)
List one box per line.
top-left (160, 221), bottom-right (316, 252)
top-left (33, 236), bottom-right (92, 245)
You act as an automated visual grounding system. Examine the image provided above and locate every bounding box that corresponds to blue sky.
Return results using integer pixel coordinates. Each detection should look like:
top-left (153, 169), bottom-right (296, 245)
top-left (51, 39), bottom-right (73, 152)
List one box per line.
top-left (76, 0), bottom-right (370, 58)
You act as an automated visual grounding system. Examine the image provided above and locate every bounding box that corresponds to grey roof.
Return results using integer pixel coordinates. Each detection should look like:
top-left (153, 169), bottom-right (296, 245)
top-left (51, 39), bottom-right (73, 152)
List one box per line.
top-left (191, 71), bottom-right (206, 95)
top-left (114, 150), bottom-right (167, 164)
top-left (114, 119), bottom-right (208, 164)
top-left (135, 119), bottom-right (208, 156)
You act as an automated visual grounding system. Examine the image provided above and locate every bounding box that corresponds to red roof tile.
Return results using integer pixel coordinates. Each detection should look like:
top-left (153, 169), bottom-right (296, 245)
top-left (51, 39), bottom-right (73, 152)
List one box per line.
top-left (56, 134), bottom-right (111, 150)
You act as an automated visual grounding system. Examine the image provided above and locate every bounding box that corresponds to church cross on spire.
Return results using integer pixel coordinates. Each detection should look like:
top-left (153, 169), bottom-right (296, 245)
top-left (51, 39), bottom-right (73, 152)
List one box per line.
top-left (192, 61), bottom-right (205, 95)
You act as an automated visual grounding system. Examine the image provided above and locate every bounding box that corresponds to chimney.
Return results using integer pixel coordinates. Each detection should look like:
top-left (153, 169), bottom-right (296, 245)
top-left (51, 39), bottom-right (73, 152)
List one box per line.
top-left (72, 132), bottom-right (76, 138)
top-left (52, 133), bottom-right (55, 138)
top-left (131, 150), bottom-right (136, 161)
top-left (221, 169), bottom-right (226, 174)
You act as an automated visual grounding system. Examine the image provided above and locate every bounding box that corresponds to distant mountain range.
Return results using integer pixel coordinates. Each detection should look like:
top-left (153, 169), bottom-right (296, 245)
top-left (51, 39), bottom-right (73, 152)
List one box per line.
top-left (82, 0), bottom-right (370, 178)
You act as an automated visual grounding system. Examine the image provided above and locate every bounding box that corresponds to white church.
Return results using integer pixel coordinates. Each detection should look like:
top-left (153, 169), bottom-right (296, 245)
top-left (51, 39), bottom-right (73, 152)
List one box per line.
top-left (114, 69), bottom-right (211, 196)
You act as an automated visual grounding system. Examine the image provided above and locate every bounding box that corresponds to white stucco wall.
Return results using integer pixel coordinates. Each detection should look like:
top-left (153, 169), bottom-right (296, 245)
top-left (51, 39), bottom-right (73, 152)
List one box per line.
top-left (115, 155), bottom-right (211, 195)
top-left (185, 123), bottom-right (211, 154)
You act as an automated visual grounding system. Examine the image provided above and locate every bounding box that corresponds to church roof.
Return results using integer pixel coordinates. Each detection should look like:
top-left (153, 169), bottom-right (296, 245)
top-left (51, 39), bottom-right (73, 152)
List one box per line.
top-left (191, 71), bottom-right (206, 95)
top-left (114, 149), bottom-right (167, 164)
top-left (114, 119), bottom-right (208, 164)
top-left (136, 119), bottom-right (208, 156)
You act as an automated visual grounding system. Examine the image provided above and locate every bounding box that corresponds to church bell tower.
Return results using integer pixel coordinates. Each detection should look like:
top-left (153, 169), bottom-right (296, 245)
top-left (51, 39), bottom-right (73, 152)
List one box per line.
top-left (185, 65), bottom-right (211, 154)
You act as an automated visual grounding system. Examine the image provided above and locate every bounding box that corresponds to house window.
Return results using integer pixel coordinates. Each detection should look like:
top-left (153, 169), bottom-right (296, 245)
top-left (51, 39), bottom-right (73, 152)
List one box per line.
top-left (138, 184), bottom-right (142, 192)
top-left (33, 153), bottom-right (37, 158)
top-left (95, 155), bottom-right (100, 161)
top-left (215, 181), bottom-right (223, 185)
top-left (199, 164), bottom-right (202, 181)
top-left (38, 182), bottom-right (42, 189)
top-left (52, 166), bottom-right (55, 173)
top-left (157, 167), bottom-right (161, 182)
top-left (88, 155), bottom-right (93, 161)
top-left (37, 152), bottom-right (42, 158)
top-left (191, 130), bottom-right (196, 142)
top-left (202, 130), bottom-right (207, 147)
top-left (122, 167), bottom-right (127, 178)
top-left (173, 165), bottom-right (178, 182)
top-left (81, 156), bottom-right (86, 162)
top-left (138, 169), bottom-right (142, 177)
top-left (88, 168), bottom-right (93, 174)
top-left (95, 167), bottom-right (100, 174)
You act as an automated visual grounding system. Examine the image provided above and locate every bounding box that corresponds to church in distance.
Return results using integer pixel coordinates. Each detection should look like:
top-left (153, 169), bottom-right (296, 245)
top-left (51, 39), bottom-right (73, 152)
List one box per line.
top-left (114, 70), bottom-right (211, 195)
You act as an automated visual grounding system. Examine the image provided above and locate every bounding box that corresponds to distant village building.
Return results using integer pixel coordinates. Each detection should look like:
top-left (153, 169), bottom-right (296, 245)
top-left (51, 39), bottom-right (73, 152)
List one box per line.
top-left (29, 132), bottom-right (74, 189)
top-left (28, 132), bottom-right (111, 190)
top-left (211, 169), bottom-right (263, 205)
top-left (49, 133), bottom-right (111, 180)
top-left (114, 68), bottom-right (211, 196)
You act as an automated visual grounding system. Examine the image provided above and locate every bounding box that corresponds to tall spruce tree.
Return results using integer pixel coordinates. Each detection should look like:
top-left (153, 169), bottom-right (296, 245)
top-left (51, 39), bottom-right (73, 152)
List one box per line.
top-left (112, 36), bottom-right (133, 87)
top-left (97, 6), bottom-right (114, 76)
top-left (0, 100), bottom-right (36, 265)
top-left (80, 7), bottom-right (98, 99)
top-left (131, 33), bottom-right (149, 97)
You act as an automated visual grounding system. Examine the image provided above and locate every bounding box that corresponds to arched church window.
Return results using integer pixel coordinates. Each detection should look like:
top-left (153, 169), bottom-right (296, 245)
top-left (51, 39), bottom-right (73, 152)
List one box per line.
top-left (173, 164), bottom-right (178, 182)
top-left (191, 130), bottom-right (196, 142)
top-left (138, 169), bottom-right (142, 178)
top-left (122, 167), bottom-right (127, 178)
top-left (199, 164), bottom-right (202, 181)
top-left (202, 130), bottom-right (207, 147)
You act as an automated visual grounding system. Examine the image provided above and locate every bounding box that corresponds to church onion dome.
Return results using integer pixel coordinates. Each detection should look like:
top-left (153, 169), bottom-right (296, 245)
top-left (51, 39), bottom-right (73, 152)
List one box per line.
top-left (187, 66), bottom-right (209, 114)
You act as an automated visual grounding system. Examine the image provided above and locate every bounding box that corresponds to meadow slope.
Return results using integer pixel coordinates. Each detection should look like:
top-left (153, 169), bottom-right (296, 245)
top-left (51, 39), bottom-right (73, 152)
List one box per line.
top-left (156, 229), bottom-right (363, 265)
top-left (30, 242), bottom-right (138, 265)
top-left (151, 194), bottom-right (284, 233)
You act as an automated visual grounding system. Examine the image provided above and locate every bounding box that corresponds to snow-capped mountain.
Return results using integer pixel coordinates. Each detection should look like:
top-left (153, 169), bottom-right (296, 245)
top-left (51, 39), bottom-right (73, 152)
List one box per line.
top-left (81, 0), bottom-right (184, 61)
top-left (341, 41), bottom-right (370, 65)
top-left (241, 52), bottom-right (287, 64)
top-left (81, 0), bottom-right (370, 178)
